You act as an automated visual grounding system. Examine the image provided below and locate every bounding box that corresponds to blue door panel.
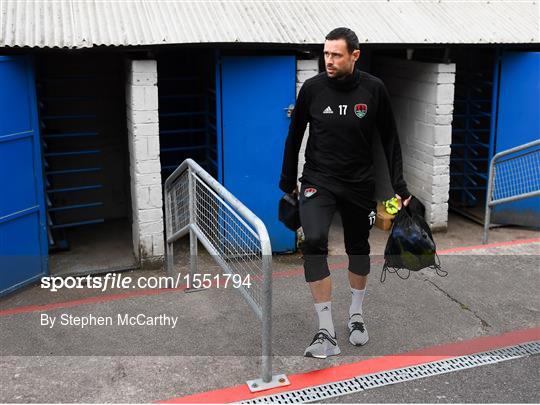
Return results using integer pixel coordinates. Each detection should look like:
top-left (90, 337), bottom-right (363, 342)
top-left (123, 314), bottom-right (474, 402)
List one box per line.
top-left (494, 52), bottom-right (540, 152)
top-left (0, 55), bottom-right (48, 296)
top-left (0, 135), bottom-right (38, 218)
top-left (0, 62), bottom-right (32, 134)
top-left (220, 56), bottom-right (296, 252)
top-left (492, 52), bottom-right (540, 226)
top-left (0, 213), bottom-right (44, 289)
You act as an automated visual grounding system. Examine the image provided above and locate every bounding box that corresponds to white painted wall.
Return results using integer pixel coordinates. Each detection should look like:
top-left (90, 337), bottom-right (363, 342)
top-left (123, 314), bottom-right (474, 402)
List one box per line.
top-left (125, 59), bottom-right (165, 267)
top-left (296, 59), bottom-right (319, 185)
top-left (372, 56), bottom-right (456, 231)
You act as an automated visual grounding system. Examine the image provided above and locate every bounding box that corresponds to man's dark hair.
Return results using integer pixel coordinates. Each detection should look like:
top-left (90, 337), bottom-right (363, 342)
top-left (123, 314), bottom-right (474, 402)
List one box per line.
top-left (325, 27), bottom-right (359, 54)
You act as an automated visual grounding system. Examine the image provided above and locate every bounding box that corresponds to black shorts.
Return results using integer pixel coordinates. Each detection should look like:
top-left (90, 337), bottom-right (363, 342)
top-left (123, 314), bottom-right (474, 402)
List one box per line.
top-left (299, 180), bottom-right (377, 282)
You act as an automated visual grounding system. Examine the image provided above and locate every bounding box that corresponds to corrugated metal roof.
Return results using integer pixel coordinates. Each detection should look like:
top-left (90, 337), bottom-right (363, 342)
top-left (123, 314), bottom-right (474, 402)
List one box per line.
top-left (1, 0), bottom-right (538, 49)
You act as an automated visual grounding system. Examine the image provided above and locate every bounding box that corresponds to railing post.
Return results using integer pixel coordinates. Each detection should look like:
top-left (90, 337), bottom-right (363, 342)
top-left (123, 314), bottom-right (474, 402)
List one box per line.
top-left (246, 242), bottom-right (289, 393)
top-left (164, 187), bottom-right (174, 288)
top-left (261, 253), bottom-right (272, 383)
top-left (483, 158), bottom-right (495, 244)
top-left (188, 167), bottom-right (198, 280)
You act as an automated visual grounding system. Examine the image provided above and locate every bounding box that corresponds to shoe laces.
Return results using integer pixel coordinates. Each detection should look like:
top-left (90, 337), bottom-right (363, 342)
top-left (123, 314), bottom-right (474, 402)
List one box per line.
top-left (310, 330), bottom-right (336, 346)
top-left (349, 317), bottom-right (365, 333)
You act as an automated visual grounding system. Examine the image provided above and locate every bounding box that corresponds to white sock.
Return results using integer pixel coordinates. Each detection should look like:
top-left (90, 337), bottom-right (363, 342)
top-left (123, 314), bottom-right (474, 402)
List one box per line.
top-left (349, 288), bottom-right (366, 318)
top-left (314, 301), bottom-right (335, 337)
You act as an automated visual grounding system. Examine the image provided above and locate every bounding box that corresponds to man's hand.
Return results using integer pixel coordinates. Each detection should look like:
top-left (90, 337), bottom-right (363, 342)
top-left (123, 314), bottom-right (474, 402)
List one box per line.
top-left (289, 185), bottom-right (299, 198)
top-left (395, 194), bottom-right (412, 210)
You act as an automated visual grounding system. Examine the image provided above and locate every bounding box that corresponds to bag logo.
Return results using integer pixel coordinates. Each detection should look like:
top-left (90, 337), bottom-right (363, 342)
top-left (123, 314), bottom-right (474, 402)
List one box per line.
top-left (304, 187), bottom-right (317, 198)
top-left (368, 210), bottom-right (376, 226)
top-left (354, 103), bottom-right (368, 118)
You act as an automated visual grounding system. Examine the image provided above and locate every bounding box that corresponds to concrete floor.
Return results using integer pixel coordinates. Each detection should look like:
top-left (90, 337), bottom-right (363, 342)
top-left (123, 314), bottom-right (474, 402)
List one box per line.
top-left (49, 218), bottom-right (137, 277)
top-left (0, 212), bottom-right (538, 403)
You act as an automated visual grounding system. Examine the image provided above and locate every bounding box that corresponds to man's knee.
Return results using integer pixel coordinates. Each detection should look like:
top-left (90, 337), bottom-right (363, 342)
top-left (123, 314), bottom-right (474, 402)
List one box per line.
top-left (347, 240), bottom-right (370, 276)
top-left (304, 259), bottom-right (331, 282)
top-left (348, 254), bottom-right (370, 276)
top-left (301, 232), bottom-right (330, 282)
top-left (301, 232), bottom-right (328, 255)
top-left (345, 238), bottom-right (370, 256)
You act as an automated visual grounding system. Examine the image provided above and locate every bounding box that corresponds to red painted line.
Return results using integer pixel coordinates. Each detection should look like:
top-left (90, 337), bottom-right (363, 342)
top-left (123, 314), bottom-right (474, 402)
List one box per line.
top-left (156, 326), bottom-right (540, 404)
top-left (276, 237), bottom-right (540, 281)
top-left (0, 286), bottom-right (187, 317)
top-left (437, 237), bottom-right (540, 254)
top-left (1, 237), bottom-right (537, 317)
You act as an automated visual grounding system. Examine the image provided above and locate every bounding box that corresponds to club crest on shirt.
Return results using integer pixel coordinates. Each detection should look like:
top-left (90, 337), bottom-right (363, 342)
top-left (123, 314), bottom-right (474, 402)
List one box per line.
top-left (354, 103), bottom-right (368, 118)
top-left (304, 187), bottom-right (317, 198)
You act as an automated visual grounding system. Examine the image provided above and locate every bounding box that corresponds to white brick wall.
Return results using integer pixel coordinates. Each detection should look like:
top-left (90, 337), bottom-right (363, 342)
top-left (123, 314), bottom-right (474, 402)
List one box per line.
top-left (126, 59), bottom-right (164, 267)
top-left (372, 56), bottom-right (456, 231)
top-left (296, 58), bottom-right (319, 186)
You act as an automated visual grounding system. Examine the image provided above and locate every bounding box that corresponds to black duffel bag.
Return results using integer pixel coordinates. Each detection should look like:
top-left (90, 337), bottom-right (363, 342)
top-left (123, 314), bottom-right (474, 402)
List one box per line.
top-left (278, 193), bottom-right (301, 231)
top-left (381, 196), bottom-right (447, 282)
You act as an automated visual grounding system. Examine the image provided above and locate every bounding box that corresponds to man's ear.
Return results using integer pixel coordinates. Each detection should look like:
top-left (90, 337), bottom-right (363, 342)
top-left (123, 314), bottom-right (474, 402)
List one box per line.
top-left (352, 49), bottom-right (360, 62)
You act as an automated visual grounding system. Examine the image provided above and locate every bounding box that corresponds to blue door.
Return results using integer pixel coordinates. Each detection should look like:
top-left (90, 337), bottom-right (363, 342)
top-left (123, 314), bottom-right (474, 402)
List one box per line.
top-left (491, 51), bottom-right (540, 226)
top-left (220, 55), bottom-right (296, 252)
top-left (0, 56), bottom-right (48, 296)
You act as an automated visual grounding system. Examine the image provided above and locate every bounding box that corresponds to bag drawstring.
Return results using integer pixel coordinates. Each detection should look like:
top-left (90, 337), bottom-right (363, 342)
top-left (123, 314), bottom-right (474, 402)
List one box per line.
top-left (381, 251), bottom-right (447, 282)
top-left (433, 252), bottom-right (448, 278)
top-left (380, 263), bottom-right (411, 282)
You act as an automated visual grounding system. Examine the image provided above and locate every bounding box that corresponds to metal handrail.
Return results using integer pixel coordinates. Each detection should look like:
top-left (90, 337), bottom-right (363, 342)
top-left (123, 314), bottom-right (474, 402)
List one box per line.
top-left (163, 158), bottom-right (289, 392)
top-left (164, 159), bottom-right (271, 253)
top-left (483, 139), bottom-right (540, 243)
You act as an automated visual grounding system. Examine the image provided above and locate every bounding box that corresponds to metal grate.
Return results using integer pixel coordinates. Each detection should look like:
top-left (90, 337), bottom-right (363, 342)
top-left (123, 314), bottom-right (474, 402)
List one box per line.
top-left (193, 172), bottom-right (265, 309)
top-left (493, 149), bottom-right (540, 201)
top-left (242, 341), bottom-right (540, 404)
top-left (167, 169), bottom-right (190, 236)
top-left (483, 139), bottom-right (540, 243)
top-left (166, 167), bottom-right (265, 311)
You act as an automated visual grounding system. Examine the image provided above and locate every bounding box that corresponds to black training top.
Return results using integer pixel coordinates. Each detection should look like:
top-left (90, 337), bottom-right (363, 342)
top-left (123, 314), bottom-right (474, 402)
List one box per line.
top-left (279, 69), bottom-right (410, 200)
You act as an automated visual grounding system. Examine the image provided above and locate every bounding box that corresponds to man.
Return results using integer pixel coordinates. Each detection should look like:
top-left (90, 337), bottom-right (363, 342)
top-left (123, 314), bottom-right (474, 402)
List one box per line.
top-left (279, 27), bottom-right (412, 358)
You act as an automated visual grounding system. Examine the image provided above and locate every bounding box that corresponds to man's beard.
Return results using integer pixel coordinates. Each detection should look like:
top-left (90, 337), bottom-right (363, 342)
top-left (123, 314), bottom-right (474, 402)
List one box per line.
top-left (327, 68), bottom-right (350, 80)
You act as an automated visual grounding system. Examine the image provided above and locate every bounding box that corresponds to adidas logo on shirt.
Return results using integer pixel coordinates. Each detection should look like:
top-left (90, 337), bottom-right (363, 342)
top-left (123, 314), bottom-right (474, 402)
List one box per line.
top-left (323, 106), bottom-right (333, 114)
